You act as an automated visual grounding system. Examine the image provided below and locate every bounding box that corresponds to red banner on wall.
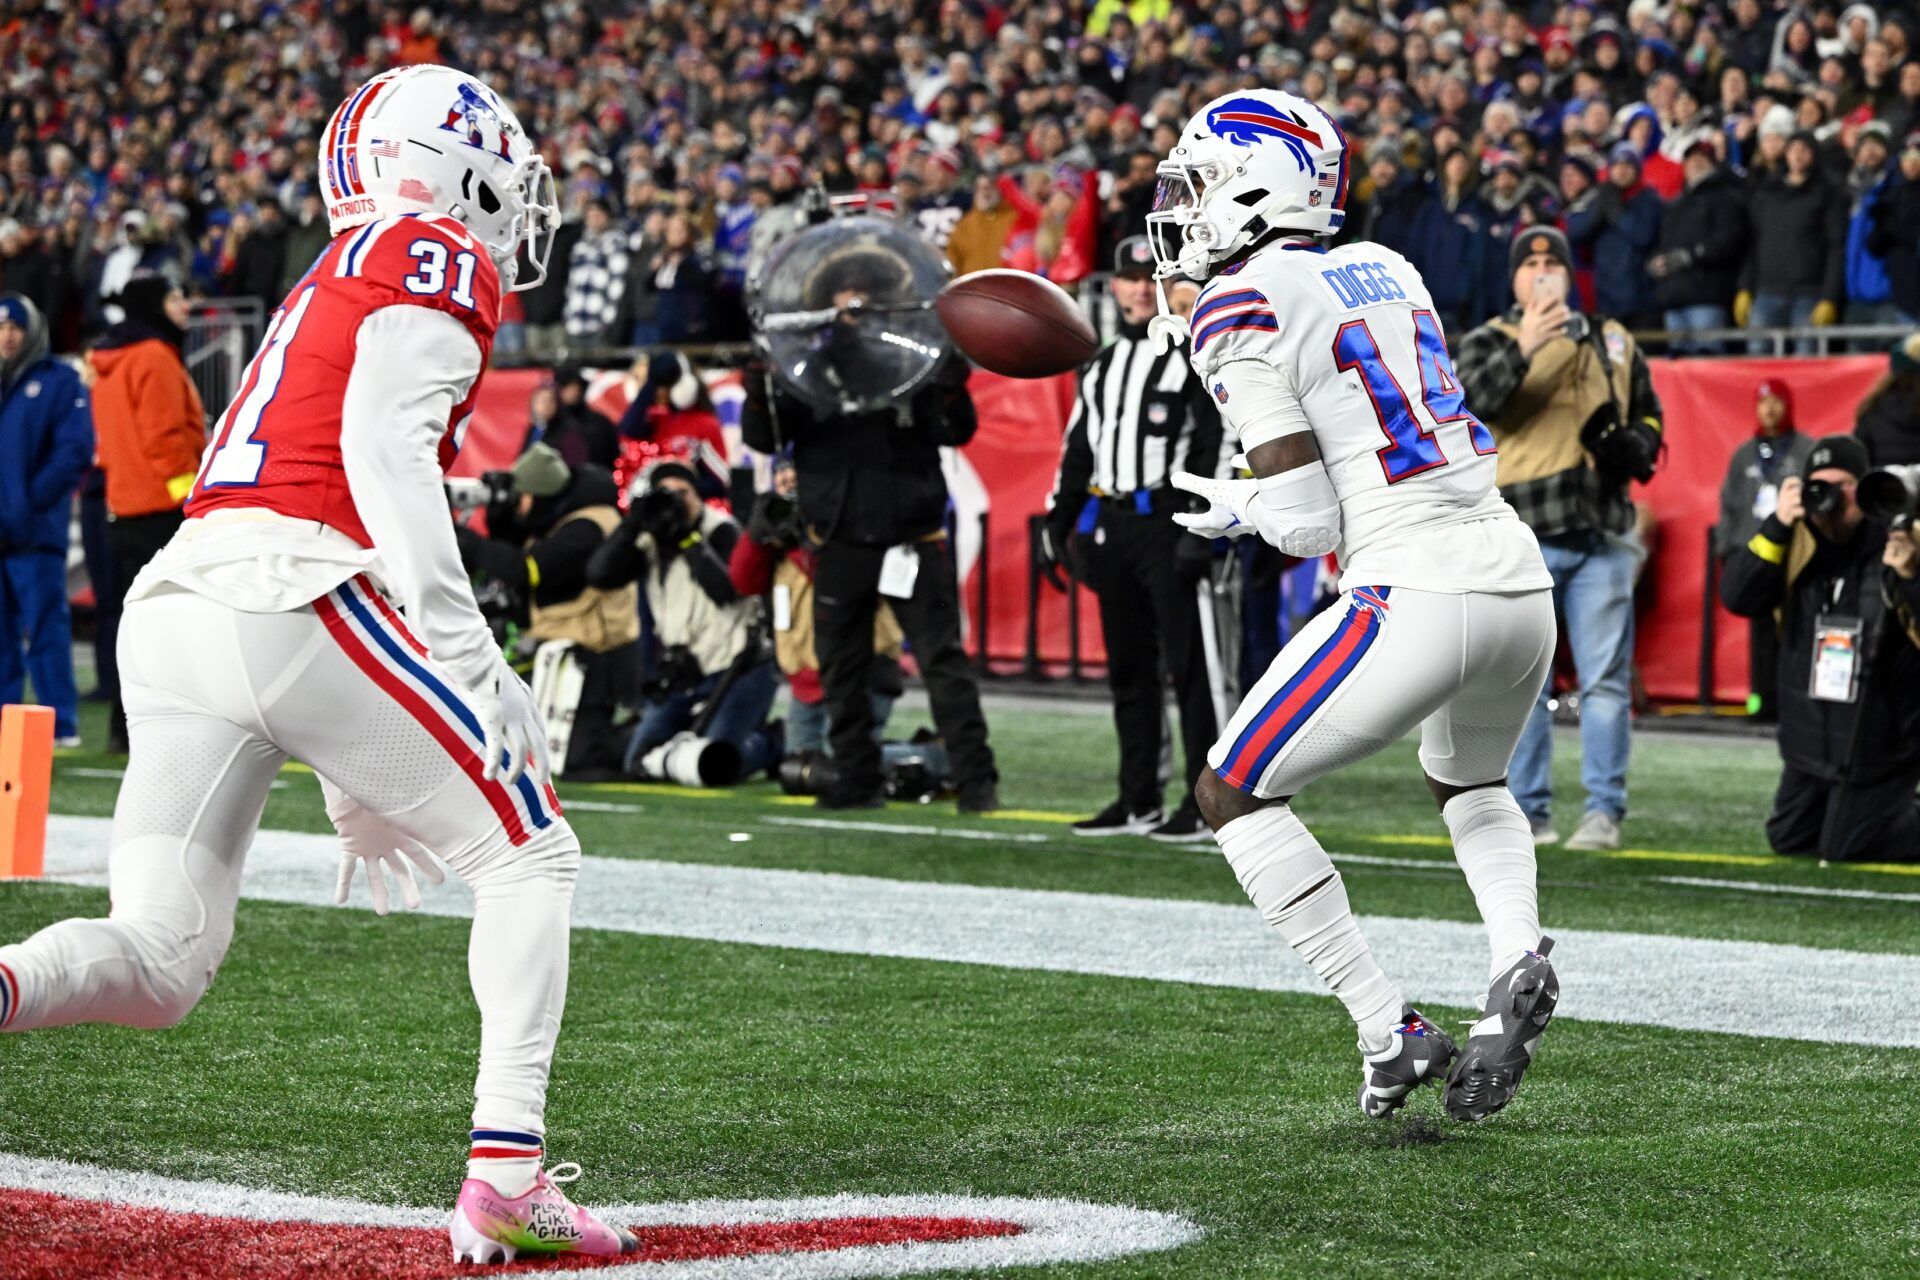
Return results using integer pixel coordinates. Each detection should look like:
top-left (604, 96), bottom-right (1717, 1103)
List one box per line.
top-left (465, 355), bottom-right (1891, 705)
top-left (1639, 356), bottom-right (1884, 703)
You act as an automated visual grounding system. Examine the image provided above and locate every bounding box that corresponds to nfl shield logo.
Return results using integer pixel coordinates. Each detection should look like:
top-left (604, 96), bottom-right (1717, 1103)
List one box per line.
top-left (1148, 402), bottom-right (1170, 425)
top-left (1213, 381), bottom-right (1229, 404)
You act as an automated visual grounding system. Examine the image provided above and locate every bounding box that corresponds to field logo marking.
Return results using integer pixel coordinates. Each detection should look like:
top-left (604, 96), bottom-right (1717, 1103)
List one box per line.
top-left (0, 1152), bottom-right (1201, 1279)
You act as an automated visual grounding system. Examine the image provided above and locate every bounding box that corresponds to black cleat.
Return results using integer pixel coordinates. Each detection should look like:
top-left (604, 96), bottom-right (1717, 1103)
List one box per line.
top-left (1445, 937), bottom-right (1559, 1122)
top-left (1357, 1006), bottom-right (1457, 1119)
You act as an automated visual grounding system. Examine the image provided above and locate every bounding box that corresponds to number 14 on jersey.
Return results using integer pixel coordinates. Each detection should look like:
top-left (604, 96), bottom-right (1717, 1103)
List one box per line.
top-left (1334, 310), bottom-right (1496, 484)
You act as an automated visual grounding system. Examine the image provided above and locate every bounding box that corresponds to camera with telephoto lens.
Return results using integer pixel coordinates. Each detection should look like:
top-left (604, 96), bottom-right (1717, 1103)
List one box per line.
top-left (1580, 402), bottom-right (1660, 484)
top-left (1858, 465), bottom-right (1920, 530)
top-left (636, 485), bottom-right (695, 545)
top-left (643, 645), bottom-right (704, 701)
top-left (446, 470), bottom-right (515, 514)
top-left (777, 748), bottom-right (838, 796)
top-left (1802, 478), bottom-right (1846, 519)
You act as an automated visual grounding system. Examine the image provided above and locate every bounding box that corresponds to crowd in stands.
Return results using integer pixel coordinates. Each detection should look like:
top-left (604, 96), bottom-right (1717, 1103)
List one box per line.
top-left (2, 0), bottom-right (1918, 359)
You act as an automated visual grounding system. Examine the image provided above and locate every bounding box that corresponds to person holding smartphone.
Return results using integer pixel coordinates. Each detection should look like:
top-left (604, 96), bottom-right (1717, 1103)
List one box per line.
top-left (1455, 226), bottom-right (1665, 852)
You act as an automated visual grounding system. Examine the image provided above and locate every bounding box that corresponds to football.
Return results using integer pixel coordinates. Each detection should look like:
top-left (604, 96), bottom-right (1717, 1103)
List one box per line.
top-left (936, 269), bottom-right (1101, 378)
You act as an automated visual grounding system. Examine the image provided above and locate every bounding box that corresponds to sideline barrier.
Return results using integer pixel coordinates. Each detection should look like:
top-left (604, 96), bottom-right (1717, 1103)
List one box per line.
top-left (466, 351), bottom-right (1896, 705)
top-left (0, 704), bottom-right (54, 879)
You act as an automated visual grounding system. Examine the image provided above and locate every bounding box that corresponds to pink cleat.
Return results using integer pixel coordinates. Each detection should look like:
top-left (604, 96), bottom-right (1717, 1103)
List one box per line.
top-left (449, 1162), bottom-right (639, 1264)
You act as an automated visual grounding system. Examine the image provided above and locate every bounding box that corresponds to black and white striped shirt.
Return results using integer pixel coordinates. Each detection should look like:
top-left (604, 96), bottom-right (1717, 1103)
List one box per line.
top-left (1047, 321), bottom-right (1224, 517)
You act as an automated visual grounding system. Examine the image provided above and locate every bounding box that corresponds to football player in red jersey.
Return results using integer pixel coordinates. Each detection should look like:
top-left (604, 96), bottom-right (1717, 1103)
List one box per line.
top-left (0, 67), bottom-right (640, 1262)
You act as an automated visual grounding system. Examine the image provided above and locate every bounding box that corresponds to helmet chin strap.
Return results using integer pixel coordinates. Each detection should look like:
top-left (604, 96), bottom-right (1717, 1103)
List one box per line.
top-left (1146, 274), bottom-right (1190, 355)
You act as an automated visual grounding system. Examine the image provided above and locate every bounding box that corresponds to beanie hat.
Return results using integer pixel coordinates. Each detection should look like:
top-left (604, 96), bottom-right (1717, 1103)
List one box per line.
top-left (510, 442), bottom-right (573, 499)
top-left (1802, 435), bottom-right (1870, 481)
top-left (1510, 225), bottom-right (1573, 276)
top-left (1892, 332), bottom-right (1920, 377)
top-left (1755, 378), bottom-right (1794, 417)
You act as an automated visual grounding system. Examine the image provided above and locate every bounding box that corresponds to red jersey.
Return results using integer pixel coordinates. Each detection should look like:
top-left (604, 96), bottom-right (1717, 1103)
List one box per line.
top-left (188, 213), bottom-right (501, 546)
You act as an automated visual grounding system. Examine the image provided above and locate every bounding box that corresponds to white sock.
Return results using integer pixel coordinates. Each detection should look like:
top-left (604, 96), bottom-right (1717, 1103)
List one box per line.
top-left (1215, 805), bottom-right (1402, 1052)
top-left (1443, 787), bottom-right (1541, 980)
top-left (456, 823), bottom-right (580, 1199)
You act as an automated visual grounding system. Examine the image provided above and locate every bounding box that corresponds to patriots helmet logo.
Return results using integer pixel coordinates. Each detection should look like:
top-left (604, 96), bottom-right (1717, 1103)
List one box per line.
top-left (1204, 96), bottom-right (1323, 173)
top-left (439, 80), bottom-right (514, 161)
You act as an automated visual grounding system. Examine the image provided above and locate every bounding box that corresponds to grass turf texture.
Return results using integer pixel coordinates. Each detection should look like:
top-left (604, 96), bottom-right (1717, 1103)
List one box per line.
top-left (5, 696), bottom-right (1920, 1276)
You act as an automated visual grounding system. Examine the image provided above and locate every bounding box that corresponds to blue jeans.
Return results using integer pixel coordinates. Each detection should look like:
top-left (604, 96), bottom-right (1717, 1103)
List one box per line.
top-left (1746, 293), bottom-right (1818, 354)
top-left (624, 659), bottom-right (780, 780)
top-left (784, 689), bottom-right (896, 755)
top-left (1509, 530), bottom-right (1635, 824)
top-left (1663, 304), bottom-right (1729, 354)
top-left (0, 549), bottom-right (79, 740)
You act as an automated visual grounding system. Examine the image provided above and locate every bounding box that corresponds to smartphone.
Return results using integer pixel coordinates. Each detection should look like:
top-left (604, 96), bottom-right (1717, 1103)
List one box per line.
top-left (1534, 272), bottom-right (1567, 306)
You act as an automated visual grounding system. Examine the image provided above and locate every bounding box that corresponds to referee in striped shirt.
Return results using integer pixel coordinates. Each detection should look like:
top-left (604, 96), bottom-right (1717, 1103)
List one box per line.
top-left (1042, 236), bottom-right (1225, 842)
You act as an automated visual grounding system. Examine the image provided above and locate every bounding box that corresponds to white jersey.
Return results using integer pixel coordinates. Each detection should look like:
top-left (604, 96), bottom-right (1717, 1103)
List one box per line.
top-left (1188, 239), bottom-right (1550, 595)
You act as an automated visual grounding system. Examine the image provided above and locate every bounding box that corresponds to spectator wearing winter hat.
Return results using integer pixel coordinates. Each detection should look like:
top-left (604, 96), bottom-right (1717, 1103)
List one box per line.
top-left (1855, 334), bottom-right (1920, 467)
top-left (1457, 225), bottom-right (1664, 851)
top-left (85, 271), bottom-right (203, 753)
top-left (1648, 138), bottom-right (1750, 351)
top-left (1865, 132), bottom-right (1920, 326)
top-left (1736, 131), bottom-right (1847, 352)
top-left (0, 293), bottom-right (91, 747)
top-left (1565, 142), bottom-right (1665, 330)
top-left (1716, 379), bottom-right (1816, 721)
top-left (1842, 123), bottom-right (1902, 342)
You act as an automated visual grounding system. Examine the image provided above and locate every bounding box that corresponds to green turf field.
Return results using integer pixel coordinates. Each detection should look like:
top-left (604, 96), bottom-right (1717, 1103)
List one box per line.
top-left (4, 695), bottom-right (1919, 1277)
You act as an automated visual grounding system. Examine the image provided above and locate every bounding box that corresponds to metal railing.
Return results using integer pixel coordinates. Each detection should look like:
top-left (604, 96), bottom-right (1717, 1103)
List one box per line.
top-left (1630, 322), bottom-right (1913, 358)
top-left (183, 298), bottom-right (264, 417)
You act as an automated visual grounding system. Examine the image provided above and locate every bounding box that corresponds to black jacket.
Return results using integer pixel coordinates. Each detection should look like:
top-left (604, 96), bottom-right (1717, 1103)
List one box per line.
top-left (740, 355), bottom-right (977, 548)
top-left (1721, 515), bottom-right (1920, 785)
top-left (1855, 388), bottom-right (1920, 467)
top-left (1651, 167), bottom-right (1749, 309)
top-left (1738, 173), bottom-right (1847, 302)
top-left (1865, 174), bottom-right (1920, 320)
top-left (456, 465), bottom-right (621, 612)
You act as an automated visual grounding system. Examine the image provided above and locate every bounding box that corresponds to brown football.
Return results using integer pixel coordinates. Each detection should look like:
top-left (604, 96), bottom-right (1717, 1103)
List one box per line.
top-left (936, 269), bottom-right (1101, 378)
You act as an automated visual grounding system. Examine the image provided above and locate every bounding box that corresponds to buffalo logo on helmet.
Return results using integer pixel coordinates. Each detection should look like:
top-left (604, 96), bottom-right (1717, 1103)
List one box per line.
top-left (1203, 97), bottom-right (1322, 172)
top-left (439, 80), bottom-right (514, 161)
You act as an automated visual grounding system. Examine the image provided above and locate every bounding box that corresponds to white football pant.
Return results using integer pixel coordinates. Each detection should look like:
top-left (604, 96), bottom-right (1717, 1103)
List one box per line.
top-left (0, 577), bottom-right (575, 1142)
top-left (1210, 585), bottom-right (1555, 799)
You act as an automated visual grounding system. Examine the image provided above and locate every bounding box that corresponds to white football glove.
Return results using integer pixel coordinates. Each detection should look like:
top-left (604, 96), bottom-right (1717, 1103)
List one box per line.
top-left (476, 660), bottom-right (551, 786)
top-left (322, 780), bottom-right (445, 916)
top-left (1170, 492), bottom-right (1257, 540)
top-left (1169, 466), bottom-right (1342, 558)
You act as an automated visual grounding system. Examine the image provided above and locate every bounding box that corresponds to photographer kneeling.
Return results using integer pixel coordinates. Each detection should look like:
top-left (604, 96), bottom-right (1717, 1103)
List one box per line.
top-left (1720, 436), bottom-right (1920, 861)
top-left (585, 458), bottom-right (780, 785)
top-left (453, 444), bottom-right (637, 777)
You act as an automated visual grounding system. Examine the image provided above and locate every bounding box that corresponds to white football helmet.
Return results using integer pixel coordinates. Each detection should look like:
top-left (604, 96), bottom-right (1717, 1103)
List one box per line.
top-left (1145, 89), bottom-right (1351, 347)
top-left (319, 65), bottom-right (559, 291)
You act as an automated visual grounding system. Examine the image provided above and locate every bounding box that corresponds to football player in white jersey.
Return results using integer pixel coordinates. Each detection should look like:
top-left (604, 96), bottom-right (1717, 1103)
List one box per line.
top-left (1146, 89), bottom-right (1562, 1122)
top-left (0, 68), bottom-right (639, 1260)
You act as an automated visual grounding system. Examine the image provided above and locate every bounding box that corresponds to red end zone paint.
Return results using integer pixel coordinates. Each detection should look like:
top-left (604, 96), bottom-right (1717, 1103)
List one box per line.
top-left (11, 1188), bottom-right (1023, 1280)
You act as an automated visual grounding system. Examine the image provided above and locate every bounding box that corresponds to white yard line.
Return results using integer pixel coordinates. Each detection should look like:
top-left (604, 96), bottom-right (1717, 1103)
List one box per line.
top-left (33, 814), bottom-right (1920, 1050)
top-left (764, 816), bottom-right (1054, 844)
top-left (1657, 875), bottom-right (1920, 904)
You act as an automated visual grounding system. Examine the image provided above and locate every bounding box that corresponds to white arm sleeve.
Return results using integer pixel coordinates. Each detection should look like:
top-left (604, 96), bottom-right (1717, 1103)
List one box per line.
top-left (339, 305), bottom-right (498, 692)
top-left (1210, 357), bottom-right (1312, 453)
top-left (1207, 357), bottom-right (1340, 556)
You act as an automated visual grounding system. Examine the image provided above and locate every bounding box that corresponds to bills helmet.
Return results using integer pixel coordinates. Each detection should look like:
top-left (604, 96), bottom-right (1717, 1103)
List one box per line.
top-left (320, 65), bottom-right (559, 291)
top-left (1146, 88), bottom-right (1352, 285)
